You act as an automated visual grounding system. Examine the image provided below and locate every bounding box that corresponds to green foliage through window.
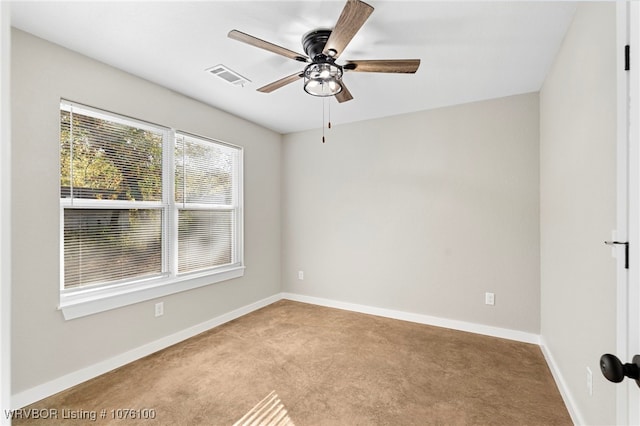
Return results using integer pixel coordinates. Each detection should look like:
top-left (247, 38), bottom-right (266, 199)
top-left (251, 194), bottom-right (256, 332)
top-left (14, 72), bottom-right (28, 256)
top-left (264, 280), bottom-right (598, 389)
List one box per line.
top-left (60, 109), bottom-right (163, 202)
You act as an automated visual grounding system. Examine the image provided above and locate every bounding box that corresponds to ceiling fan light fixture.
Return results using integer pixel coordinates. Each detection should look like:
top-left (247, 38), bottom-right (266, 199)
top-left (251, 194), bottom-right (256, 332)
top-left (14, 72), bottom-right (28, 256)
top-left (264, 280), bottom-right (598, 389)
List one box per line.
top-left (228, 0), bottom-right (421, 103)
top-left (303, 62), bottom-right (343, 97)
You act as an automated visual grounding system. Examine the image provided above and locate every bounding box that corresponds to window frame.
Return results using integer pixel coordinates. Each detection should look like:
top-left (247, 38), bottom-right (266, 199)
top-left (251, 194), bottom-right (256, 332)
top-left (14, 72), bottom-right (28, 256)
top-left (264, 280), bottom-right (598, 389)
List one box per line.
top-left (59, 100), bottom-right (244, 320)
top-left (174, 131), bottom-right (243, 275)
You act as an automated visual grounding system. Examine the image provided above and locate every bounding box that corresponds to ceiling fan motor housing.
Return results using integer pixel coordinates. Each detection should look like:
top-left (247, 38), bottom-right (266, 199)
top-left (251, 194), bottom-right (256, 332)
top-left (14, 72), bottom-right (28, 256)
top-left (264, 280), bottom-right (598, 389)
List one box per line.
top-left (302, 29), bottom-right (335, 60)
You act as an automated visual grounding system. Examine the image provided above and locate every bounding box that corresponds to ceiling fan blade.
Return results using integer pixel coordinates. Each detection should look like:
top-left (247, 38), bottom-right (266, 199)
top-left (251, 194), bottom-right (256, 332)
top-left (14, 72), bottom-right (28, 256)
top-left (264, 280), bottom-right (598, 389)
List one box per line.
top-left (323, 0), bottom-right (374, 59)
top-left (228, 30), bottom-right (309, 63)
top-left (257, 72), bottom-right (303, 93)
top-left (335, 82), bottom-right (354, 103)
top-left (343, 59), bottom-right (421, 73)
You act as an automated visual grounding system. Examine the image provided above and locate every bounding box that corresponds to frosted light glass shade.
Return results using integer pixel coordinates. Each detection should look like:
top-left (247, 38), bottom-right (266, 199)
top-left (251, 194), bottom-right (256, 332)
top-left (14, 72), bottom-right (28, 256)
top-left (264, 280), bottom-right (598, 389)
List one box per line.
top-left (303, 62), bottom-right (343, 97)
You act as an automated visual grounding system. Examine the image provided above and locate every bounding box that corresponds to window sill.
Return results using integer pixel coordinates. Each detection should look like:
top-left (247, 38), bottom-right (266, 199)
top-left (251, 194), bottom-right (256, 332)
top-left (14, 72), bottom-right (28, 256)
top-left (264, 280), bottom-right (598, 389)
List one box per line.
top-left (59, 266), bottom-right (245, 320)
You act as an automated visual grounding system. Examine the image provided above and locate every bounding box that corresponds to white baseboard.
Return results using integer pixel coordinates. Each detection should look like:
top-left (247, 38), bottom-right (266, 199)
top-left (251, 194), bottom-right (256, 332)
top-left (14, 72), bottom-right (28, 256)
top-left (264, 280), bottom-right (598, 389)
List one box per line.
top-left (540, 337), bottom-right (583, 425)
top-left (281, 293), bottom-right (541, 345)
top-left (11, 293), bottom-right (281, 410)
top-left (12, 291), bottom-right (547, 411)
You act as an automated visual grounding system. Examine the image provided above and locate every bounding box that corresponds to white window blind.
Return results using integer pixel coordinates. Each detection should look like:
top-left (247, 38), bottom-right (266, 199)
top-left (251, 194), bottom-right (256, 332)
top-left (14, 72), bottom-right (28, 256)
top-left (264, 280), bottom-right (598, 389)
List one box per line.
top-left (60, 103), bottom-right (167, 290)
top-left (175, 133), bottom-right (240, 274)
top-left (60, 106), bottom-right (164, 203)
top-left (63, 209), bottom-right (164, 288)
top-left (59, 101), bottom-right (244, 312)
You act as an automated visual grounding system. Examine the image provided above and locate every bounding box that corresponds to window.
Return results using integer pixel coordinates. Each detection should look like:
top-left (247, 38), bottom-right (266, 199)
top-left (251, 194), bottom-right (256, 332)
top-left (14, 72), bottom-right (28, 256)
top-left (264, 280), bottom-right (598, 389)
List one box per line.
top-left (175, 133), bottom-right (239, 274)
top-left (59, 101), bottom-right (243, 319)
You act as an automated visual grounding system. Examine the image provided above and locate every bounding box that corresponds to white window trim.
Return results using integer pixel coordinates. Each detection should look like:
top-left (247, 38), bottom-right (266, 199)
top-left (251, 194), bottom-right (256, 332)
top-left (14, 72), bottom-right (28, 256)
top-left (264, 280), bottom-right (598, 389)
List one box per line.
top-left (59, 100), bottom-right (245, 320)
top-left (59, 265), bottom-right (245, 320)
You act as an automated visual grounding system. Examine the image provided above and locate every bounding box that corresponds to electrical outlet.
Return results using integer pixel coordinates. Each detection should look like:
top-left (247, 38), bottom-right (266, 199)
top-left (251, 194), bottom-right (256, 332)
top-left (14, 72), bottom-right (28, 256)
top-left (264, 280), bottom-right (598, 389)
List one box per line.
top-left (485, 292), bottom-right (495, 306)
top-left (586, 367), bottom-right (593, 396)
top-left (298, 271), bottom-right (304, 280)
top-left (155, 302), bottom-right (164, 317)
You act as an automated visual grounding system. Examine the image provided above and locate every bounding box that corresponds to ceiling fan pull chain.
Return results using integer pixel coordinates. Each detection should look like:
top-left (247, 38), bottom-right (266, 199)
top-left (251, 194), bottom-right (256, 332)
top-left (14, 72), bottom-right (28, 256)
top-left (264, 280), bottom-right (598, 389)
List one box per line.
top-left (322, 98), bottom-right (326, 143)
top-left (328, 100), bottom-right (332, 129)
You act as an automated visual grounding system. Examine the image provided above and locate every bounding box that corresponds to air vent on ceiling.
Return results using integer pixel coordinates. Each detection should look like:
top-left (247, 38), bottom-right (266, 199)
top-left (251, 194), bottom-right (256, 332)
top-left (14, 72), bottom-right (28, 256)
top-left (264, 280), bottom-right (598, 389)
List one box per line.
top-left (206, 64), bottom-right (250, 87)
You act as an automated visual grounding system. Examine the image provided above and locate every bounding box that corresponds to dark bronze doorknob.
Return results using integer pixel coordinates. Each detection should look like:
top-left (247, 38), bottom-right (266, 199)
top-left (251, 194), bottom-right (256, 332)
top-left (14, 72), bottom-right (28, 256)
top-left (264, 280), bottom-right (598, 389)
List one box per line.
top-left (600, 353), bottom-right (640, 387)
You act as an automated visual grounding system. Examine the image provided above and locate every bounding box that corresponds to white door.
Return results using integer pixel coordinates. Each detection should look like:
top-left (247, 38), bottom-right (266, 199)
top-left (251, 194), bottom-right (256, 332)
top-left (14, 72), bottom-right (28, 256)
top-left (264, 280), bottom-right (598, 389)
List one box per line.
top-left (627, 2), bottom-right (640, 424)
top-left (601, 3), bottom-right (640, 425)
top-left (610, 2), bottom-right (640, 424)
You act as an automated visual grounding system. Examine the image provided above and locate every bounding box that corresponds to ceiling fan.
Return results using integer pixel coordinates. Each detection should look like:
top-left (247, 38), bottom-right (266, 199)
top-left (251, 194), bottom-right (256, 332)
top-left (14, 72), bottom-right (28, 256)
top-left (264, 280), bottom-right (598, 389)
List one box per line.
top-left (228, 0), bottom-right (420, 103)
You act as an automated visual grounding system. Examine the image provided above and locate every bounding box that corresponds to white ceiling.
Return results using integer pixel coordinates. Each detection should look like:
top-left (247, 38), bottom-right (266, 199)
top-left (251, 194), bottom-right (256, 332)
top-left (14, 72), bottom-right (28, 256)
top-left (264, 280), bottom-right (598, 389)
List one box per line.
top-left (10, 1), bottom-right (577, 134)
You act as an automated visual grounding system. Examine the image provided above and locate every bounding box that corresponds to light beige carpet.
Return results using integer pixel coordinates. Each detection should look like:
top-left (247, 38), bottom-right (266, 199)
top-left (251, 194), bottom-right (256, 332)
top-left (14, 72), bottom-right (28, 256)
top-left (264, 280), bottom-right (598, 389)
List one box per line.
top-left (14, 300), bottom-right (571, 425)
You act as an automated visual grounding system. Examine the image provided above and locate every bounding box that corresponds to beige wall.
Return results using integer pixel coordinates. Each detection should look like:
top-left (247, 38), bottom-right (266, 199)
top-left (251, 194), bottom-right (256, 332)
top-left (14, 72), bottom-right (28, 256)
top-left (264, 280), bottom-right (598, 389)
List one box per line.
top-left (540, 3), bottom-right (617, 425)
top-left (10, 29), bottom-right (282, 394)
top-left (282, 93), bottom-right (540, 333)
